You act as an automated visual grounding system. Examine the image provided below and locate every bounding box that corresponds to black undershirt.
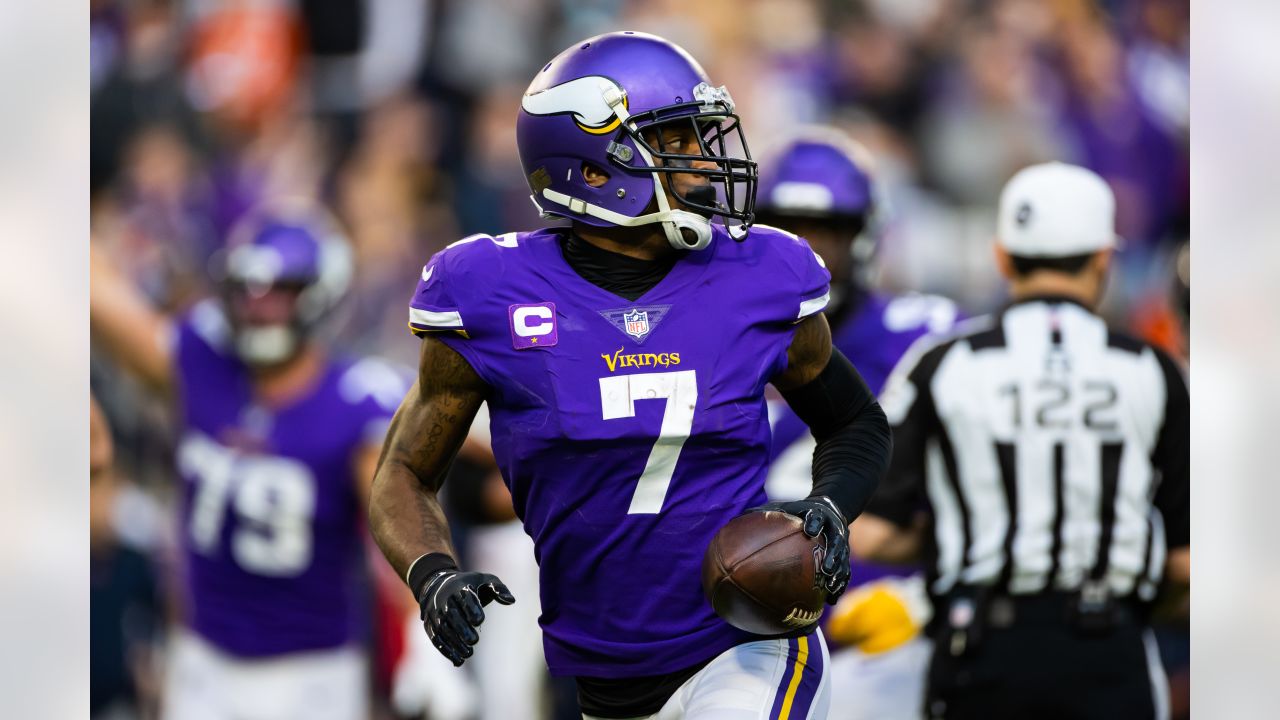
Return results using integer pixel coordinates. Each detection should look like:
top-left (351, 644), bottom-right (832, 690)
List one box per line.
top-left (576, 658), bottom-right (713, 718)
top-left (559, 231), bottom-right (678, 301)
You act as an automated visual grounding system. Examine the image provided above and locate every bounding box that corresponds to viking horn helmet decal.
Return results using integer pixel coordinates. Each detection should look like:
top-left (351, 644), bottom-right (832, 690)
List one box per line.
top-left (522, 76), bottom-right (628, 135)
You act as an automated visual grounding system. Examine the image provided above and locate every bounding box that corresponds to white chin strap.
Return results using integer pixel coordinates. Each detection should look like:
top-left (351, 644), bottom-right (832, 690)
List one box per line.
top-left (236, 325), bottom-right (298, 366)
top-left (541, 188), bottom-right (712, 251)
top-left (636, 134), bottom-right (714, 251)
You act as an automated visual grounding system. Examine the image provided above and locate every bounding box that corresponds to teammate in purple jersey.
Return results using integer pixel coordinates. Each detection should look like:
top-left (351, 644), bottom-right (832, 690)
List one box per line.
top-left (759, 130), bottom-right (959, 465)
top-left (91, 201), bottom-right (403, 720)
top-left (369, 33), bottom-right (891, 720)
top-left (756, 130), bottom-right (960, 720)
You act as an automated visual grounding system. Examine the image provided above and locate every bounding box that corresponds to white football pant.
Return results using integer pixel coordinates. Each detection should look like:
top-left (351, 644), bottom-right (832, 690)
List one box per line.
top-left (584, 629), bottom-right (831, 720)
top-left (162, 629), bottom-right (367, 720)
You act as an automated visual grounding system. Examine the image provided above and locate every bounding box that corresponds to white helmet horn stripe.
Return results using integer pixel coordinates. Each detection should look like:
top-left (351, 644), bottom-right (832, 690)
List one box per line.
top-left (521, 76), bottom-right (628, 134)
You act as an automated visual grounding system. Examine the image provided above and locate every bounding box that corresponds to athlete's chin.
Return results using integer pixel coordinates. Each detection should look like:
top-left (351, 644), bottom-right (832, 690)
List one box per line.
top-left (674, 180), bottom-right (717, 208)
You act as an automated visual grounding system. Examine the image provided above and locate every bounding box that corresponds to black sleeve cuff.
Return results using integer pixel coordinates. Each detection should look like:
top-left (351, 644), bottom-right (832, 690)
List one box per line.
top-left (406, 552), bottom-right (459, 599)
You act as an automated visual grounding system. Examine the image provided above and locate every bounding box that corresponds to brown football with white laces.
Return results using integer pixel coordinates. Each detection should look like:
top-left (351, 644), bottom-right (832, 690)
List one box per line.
top-left (701, 510), bottom-right (827, 635)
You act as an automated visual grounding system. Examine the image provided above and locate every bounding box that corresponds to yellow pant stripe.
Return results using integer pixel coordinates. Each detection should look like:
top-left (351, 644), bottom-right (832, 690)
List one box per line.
top-left (777, 636), bottom-right (809, 720)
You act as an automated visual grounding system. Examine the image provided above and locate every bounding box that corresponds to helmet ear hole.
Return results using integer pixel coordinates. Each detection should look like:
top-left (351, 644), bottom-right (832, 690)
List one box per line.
top-left (582, 162), bottom-right (610, 188)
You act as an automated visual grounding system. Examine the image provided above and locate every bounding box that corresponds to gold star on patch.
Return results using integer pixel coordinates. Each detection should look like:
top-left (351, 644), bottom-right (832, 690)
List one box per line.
top-left (531, 337), bottom-right (538, 344)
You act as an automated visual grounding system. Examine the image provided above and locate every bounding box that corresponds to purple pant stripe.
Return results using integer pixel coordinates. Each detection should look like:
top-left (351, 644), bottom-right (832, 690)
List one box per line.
top-left (767, 637), bottom-right (800, 719)
top-left (787, 631), bottom-right (824, 719)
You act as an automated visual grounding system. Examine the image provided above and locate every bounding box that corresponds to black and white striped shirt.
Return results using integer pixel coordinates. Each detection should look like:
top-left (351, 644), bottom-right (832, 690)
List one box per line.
top-left (868, 296), bottom-right (1189, 601)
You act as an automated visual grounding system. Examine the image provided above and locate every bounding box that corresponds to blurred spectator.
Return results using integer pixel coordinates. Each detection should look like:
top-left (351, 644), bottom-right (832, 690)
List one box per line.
top-left (1054, 15), bottom-right (1183, 250)
top-left (431, 0), bottom-right (548, 92)
top-left (920, 16), bottom-right (1065, 204)
top-left (357, 0), bottom-right (432, 106)
top-left (184, 0), bottom-right (303, 136)
top-left (91, 0), bottom-right (202, 195)
top-left (453, 85), bottom-right (548, 236)
top-left (90, 395), bottom-right (162, 720)
top-left (102, 123), bottom-right (220, 311)
top-left (831, 9), bottom-right (928, 143)
top-left (335, 93), bottom-right (456, 365)
top-left (1131, 240), bottom-right (1191, 361)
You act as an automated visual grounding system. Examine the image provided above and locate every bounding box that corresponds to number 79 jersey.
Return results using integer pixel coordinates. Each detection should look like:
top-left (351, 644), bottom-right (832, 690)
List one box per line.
top-left (408, 225), bottom-right (831, 678)
top-left (172, 302), bottom-right (402, 657)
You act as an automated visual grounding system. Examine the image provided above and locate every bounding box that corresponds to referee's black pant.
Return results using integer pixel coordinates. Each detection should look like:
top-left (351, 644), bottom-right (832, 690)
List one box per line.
top-left (925, 592), bottom-right (1165, 720)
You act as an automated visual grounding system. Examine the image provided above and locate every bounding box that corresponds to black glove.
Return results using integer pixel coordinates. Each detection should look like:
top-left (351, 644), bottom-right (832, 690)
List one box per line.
top-left (748, 496), bottom-right (850, 603)
top-left (414, 568), bottom-right (515, 666)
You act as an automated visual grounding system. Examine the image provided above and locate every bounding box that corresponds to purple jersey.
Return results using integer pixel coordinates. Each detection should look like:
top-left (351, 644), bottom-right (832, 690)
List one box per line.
top-left (173, 301), bottom-right (402, 657)
top-left (408, 225), bottom-right (830, 677)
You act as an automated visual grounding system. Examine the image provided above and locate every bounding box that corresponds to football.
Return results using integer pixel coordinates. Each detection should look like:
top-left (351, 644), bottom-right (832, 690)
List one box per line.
top-left (701, 510), bottom-right (828, 635)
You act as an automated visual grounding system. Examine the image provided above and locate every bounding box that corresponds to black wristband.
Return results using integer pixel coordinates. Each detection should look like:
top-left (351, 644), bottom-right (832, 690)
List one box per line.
top-left (407, 553), bottom-right (459, 600)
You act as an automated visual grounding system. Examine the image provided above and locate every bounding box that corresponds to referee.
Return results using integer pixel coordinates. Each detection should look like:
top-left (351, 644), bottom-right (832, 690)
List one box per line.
top-left (850, 162), bottom-right (1189, 720)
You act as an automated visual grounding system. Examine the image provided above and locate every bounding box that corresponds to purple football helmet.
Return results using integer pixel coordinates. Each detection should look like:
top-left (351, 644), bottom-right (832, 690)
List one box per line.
top-left (756, 128), bottom-right (879, 267)
top-left (757, 128), bottom-right (875, 222)
top-left (517, 31), bottom-right (757, 251)
top-left (218, 199), bottom-right (352, 365)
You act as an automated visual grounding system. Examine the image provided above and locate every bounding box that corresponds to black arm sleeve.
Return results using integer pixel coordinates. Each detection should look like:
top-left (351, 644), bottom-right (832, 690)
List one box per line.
top-left (862, 341), bottom-right (952, 527)
top-left (778, 349), bottom-right (892, 522)
top-left (1151, 349), bottom-right (1190, 549)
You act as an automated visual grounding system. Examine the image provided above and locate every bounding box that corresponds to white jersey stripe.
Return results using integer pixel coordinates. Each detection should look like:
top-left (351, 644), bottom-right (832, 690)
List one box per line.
top-left (409, 307), bottom-right (464, 329)
top-left (926, 440), bottom-right (965, 594)
top-left (798, 292), bottom-right (830, 319)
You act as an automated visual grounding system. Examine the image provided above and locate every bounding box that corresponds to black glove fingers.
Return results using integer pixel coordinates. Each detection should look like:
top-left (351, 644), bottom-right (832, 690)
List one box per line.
top-left (433, 610), bottom-right (470, 659)
top-left (836, 551), bottom-right (851, 579)
top-left (443, 600), bottom-right (480, 648)
top-left (418, 570), bottom-right (513, 667)
top-left (460, 587), bottom-right (487, 626)
top-left (825, 586), bottom-right (844, 606)
top-left (822, 536), bottom-right (849, 574)
top-left (828, 562), bottom-right (850, 597)
top-left (802, 509), bottom-right (824, 538)
top-left (476, 577), bottom-right (517, 606)
top-left (820, 537), bottom-right (837, 573)
top-left (428, 623), bottom-right (463, 666)
top-left (427, 612), bottom-right (447, 643)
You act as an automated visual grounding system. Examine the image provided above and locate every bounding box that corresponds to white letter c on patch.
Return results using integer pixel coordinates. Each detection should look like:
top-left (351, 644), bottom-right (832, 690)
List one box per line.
top-left (513, 306), bottom-right (554, 337)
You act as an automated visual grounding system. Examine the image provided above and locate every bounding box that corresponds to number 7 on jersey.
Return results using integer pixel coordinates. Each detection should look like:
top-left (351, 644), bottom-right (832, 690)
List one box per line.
top-left (599, 370), bottom-right (698, 514)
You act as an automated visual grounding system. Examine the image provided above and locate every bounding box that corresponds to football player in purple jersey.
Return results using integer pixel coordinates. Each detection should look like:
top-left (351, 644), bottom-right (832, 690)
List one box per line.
top-left (755, 130), bottom-right (961, 720)
top-left (369, 32), bottom-right (891, 720)
top-left (91, 201), bottom-right (405, 720)
top-left (759, 129), bottom-right (960, 466)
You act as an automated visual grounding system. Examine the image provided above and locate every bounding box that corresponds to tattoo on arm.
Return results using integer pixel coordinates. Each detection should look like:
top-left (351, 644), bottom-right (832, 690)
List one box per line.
top-left (772, 312), bottom-right (834, 391)
top-left (369, 336), bottom-right (490, 581)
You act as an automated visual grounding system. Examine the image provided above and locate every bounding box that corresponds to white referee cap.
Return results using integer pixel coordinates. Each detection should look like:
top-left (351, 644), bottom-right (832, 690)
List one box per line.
top-left (997, 162), bottom-right (1118, 258)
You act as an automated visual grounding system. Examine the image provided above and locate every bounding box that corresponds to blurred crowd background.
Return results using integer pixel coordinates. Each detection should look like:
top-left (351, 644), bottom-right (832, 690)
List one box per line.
top-left (89, 0), bottom-right (1189, 718)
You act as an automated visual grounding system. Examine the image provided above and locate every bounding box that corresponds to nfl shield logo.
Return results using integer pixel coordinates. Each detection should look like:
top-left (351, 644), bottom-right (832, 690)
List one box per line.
top-left (599, 304), bottom-right (669, 344)
top-left (623, 309), bottom-right (650, 339)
